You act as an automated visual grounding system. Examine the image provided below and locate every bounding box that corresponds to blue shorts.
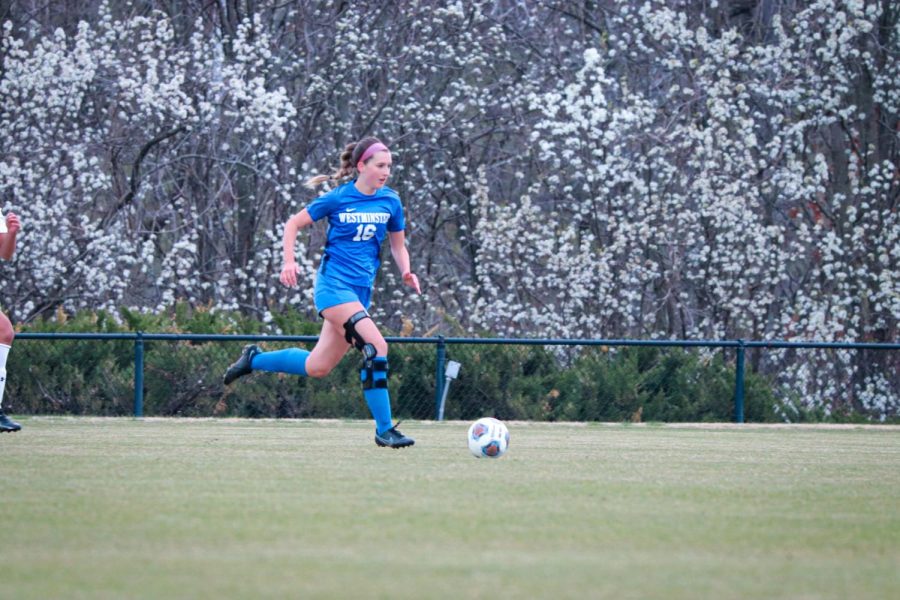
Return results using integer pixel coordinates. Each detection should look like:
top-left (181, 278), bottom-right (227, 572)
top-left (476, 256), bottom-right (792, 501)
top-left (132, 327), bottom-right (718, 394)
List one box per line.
top-left (314, 273), bottom-right (372, 315)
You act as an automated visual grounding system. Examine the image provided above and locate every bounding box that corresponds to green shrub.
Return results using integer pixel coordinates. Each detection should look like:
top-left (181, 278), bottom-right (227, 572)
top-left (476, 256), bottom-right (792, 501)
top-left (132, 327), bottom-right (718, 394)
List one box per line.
top-left (444, 345), bottom-right (778, 423)
top-left (9, 311), bottom-right (133, 414)
top-left (8, 305), bottom-right (783, 422)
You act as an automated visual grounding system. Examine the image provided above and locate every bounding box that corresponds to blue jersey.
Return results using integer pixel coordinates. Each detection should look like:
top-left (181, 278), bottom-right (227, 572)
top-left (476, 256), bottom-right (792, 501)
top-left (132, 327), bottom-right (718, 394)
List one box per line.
top-left (305, 181), bottom-right (406, 287)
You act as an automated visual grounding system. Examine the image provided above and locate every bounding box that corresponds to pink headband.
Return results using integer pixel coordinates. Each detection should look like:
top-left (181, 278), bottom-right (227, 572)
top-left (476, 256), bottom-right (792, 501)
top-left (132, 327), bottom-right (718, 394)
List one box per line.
top-left (358, 142), bottom-right (389, 164)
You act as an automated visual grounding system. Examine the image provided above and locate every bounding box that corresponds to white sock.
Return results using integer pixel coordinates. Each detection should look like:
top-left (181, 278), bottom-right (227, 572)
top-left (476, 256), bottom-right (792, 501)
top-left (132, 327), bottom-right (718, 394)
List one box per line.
top-left (0, 343), bottom-right (9, 411)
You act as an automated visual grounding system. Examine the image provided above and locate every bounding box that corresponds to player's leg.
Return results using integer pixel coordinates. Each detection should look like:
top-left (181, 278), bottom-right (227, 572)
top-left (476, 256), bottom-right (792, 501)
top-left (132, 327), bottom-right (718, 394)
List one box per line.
top-left (0, 311), bottom-right (21, 433)
top-left (224, 342), bottom-right (313, 384)
top-left (222, 316), bottom-right (353, 385)
top-left (303, 318), bottom-right (352, 378)
top-left (321, 302), bottom-right (413, 448)
top-left (224, 273), bottom-right (359, 385)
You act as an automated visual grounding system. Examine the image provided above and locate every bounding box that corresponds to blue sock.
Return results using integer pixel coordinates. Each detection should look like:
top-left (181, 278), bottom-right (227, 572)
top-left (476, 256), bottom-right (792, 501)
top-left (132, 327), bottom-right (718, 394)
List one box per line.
top-left (250, 348), bottom-right (309, 376)
top-left (363, 357), bottom-right (393, 434)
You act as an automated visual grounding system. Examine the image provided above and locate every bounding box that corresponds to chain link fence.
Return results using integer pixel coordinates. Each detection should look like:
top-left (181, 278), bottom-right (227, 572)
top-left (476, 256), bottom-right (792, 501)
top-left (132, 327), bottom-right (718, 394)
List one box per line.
top-left (6, 334), bottom-right (899, 422)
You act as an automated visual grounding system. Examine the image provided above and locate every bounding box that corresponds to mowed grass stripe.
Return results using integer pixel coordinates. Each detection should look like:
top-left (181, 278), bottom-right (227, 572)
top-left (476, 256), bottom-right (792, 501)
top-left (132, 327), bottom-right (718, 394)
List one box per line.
top-left (1, 418), bottom-right (897, 599)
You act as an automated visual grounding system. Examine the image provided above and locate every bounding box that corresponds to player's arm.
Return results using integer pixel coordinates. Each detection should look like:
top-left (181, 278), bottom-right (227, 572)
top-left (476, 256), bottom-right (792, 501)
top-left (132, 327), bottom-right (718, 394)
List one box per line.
top-left (280, 209), bottom-right (314, 287)
top-left (388, 230), bottom-right (421, 294)
top-left (0, 212), bottom-right (21, 261)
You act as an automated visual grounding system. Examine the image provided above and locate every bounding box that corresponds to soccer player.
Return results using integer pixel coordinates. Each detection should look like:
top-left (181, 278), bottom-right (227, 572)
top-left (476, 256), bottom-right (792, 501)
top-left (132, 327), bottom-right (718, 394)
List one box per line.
top-left (0, 210), bottom-right (22, 433)
top-left (223, 138), bottom-right (421, 448)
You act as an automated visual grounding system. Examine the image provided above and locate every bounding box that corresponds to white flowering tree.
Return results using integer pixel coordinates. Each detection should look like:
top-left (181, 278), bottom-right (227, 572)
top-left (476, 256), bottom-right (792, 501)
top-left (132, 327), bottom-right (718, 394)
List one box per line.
top-left (468, 0), bottom-right (899, 417)
top-left (0, 0), bottom-right (896, 417)
top-left (0, 3), bottom-right (299, 319)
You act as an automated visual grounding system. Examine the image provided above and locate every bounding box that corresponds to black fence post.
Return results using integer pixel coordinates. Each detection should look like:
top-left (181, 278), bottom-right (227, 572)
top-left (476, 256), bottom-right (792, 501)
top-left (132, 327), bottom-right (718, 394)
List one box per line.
top-left (134, 332), bottom-right (144, 418)
top-left (434, 336), bottom-right (446, 420)
top-left (734, 339), bottom-right (746, 423)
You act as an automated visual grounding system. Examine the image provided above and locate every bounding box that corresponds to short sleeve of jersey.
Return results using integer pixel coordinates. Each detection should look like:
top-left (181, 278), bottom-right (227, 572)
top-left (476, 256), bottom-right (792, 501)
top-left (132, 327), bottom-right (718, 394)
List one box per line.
top-left (305, 188), bottom-right (341, 222)
top-left (388, 197), bottom-right (405, 232)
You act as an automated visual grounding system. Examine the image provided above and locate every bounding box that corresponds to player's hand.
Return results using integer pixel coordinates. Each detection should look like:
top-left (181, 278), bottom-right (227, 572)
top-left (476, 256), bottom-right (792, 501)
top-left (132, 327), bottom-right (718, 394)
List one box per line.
top-left (402, 271), bottom-right (421, 294)
top-left (280, 261), bottom-right (300, 287)
top-left (5, 212), bottom-right (20, 233)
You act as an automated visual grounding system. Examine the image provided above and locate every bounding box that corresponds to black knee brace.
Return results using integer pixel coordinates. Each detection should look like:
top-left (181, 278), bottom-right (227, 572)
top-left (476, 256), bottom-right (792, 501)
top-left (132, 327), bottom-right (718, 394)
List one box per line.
top-left (343, 310), bottom-right (372, 351)
top-left (343, 311), bottom-right (388, 390)
top-left (361, 355), bottom-right (389, 390)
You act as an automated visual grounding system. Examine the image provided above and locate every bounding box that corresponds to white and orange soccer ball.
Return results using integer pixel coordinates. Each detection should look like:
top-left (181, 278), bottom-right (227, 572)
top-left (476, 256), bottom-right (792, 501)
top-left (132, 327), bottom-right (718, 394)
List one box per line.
top-left (467, 417), bottom-right (510, 459)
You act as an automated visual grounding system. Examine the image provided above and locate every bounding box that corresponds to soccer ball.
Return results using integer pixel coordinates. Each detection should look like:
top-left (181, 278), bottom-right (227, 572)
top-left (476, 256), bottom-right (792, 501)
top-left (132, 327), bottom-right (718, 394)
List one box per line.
top-left (467, 417), bottom-right (510, 459)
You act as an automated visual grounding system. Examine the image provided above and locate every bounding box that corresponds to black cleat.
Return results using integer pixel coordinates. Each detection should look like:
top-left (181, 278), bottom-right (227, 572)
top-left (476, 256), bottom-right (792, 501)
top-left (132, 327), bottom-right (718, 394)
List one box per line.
top-left (223, 344), bottom-right (260, 385)
top-left (0, 412), bottom-right (21, 433)
top-left (375, 422), bottom-right (415, 449)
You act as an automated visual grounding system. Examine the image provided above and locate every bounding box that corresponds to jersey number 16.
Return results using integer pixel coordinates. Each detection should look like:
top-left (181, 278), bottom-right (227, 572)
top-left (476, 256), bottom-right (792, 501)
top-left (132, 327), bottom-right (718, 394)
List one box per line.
top-left (352, 224), bottom-right (377, 241)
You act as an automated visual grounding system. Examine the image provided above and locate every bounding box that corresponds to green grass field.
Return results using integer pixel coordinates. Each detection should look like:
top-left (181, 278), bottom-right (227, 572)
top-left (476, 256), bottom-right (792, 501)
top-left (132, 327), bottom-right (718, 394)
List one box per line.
top-left (1, 418), bottom-right (898, 599)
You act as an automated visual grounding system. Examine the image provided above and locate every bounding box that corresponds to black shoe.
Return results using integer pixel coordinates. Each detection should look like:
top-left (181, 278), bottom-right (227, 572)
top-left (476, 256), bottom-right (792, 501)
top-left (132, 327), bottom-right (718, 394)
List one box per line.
top-left (0, 412), bottom-right (21, 433)
top-left (223, 344), bottom-right (260, 385)
top-left (375, 422), bottom-right (415, 449)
